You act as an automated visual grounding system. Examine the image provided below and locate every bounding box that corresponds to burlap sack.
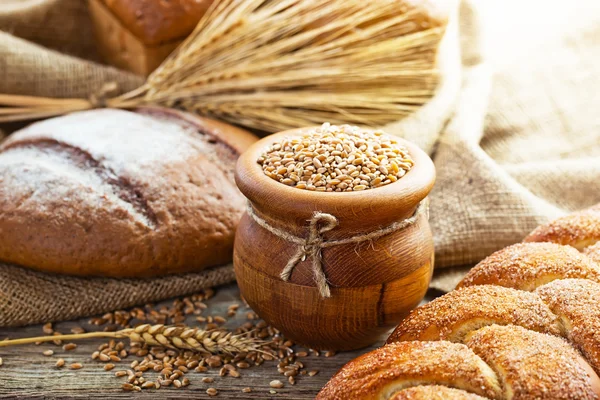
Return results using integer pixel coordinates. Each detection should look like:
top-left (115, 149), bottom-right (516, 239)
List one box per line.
top-left (0, 0), bottom-right (599, 325)
top-left (425, 0), bottom-right (600, 291)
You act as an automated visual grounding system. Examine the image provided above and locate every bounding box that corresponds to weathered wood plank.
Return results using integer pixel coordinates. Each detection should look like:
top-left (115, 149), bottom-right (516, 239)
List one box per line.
top-left (0, 284), bottom-right (392, 399)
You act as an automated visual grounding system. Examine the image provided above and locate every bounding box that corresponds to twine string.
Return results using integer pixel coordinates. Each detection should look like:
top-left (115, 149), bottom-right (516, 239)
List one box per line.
top-left (246, 199), bottom-right (429, 298)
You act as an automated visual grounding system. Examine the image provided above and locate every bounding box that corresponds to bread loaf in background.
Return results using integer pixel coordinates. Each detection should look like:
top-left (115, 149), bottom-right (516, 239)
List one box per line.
top-left (89, 0), bottom-right (213, 75)
top-left (0, 107), bottom-right (257, 277)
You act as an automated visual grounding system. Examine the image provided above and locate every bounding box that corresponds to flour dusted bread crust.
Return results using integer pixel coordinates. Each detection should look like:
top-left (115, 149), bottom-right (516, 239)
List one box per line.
top-left (0, 107), bottom-right (256, 277)
top-left (320, 205), bottom-right (600, 399)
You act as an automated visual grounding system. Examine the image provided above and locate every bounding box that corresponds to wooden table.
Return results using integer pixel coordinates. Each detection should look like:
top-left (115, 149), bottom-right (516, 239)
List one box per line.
top-left (0, 283), bottom-right (395, 399)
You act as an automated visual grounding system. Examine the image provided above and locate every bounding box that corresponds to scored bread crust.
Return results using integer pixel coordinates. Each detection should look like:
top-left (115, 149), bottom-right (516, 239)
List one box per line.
top-left (456, 242), bottom-right (600, 291)
top-left (315, 341), bottom-right (502, 400)
top-left (391, 385), bottom-right (488, 399)
top-left (387, 285), bottom-right (563, 344)
top-left (464, 325), bottom-right (599, 400)
top-left (0, 107), bottom-right (256, 277)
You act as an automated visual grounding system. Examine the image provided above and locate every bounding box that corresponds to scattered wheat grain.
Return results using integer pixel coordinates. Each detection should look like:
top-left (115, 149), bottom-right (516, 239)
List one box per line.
top-left (142, 381), bottom-right (156, 389)
top-left (270, 380), bottom-right (284, 389)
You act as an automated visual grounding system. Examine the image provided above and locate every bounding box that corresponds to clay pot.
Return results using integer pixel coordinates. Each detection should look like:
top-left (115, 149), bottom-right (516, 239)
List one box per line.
top-left (233, 128), bottom-right (435, 351)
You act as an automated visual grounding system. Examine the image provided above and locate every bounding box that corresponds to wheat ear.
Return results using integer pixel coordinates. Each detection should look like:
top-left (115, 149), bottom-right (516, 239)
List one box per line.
top-left (0, 324), bottom-right (263, 355)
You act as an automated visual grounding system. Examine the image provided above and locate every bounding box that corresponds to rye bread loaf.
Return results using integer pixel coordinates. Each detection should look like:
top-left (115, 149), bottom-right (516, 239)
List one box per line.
top-left (0, 107), bottom-right (257, 277)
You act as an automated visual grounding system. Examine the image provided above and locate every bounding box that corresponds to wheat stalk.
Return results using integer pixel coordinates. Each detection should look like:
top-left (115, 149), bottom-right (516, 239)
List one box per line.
top-left (0, 324), bottom-right (263, 355)
top-left (0, 0), bottom-right (446, 131)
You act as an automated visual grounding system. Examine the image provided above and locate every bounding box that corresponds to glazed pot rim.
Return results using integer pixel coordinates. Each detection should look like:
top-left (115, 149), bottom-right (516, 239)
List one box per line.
top-left (235, 126), bottom-right (435, 221)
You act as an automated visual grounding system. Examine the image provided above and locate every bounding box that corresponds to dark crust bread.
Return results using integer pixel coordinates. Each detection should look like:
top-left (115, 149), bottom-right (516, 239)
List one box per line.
top-left (0, 107), bottom-right (257, 277)
top-left (387, 285), bottom-right (563, 344)
top-left (464, 325), bottom-right (599, 400)
top-left (316, 341), bottom-right (502, 400)
top-left (101, 0), bottom-right (213, 45)
top-left (457, 242), bottom-right (600, 291)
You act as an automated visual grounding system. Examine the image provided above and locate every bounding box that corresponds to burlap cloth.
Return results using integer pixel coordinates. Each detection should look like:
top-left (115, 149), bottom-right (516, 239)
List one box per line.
top-left (0, 0), bottom-right (599, 326)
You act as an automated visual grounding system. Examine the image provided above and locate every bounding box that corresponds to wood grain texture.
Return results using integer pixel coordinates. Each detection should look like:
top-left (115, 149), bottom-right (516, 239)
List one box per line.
top-left (0, 284), bottom-right (382, 399)
top-left (235, 250), bottom-right (432, 350)
top-left (234, 129), bottom-right (436, 350)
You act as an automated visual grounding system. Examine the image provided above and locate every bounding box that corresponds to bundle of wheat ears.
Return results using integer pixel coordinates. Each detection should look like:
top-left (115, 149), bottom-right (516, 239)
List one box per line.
top-left (0, 0), bottom-right (446, 132)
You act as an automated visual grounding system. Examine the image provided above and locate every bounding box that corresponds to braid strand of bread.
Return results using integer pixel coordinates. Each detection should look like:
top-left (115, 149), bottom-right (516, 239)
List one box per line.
top-left (317, 204), bottom-right (600, 399)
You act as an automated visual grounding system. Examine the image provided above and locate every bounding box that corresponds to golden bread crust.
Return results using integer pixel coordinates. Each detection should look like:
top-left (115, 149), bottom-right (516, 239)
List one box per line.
top-left (387, 285), bottom-right (562, 344)
top-left (585, 242), bottom-right (600, 264)
top-left (523, 208), bottom-right (600, 250)
top-left (391, 385), bottom-right (488, 399)
top-left (536, 279), bottom-right (600, 374)
top-left (464, 325), bottom-right (599, 400)
top-left (325, 204), bottom-right (600, 399)
top-left (457, 242), bottom-right (600, 291)
top-left (316, 341), bottom-right (502, 400)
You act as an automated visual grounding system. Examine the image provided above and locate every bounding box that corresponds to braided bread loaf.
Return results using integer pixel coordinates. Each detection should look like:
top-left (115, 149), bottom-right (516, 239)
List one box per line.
top-left (317, 204), bottom-right (600, 399)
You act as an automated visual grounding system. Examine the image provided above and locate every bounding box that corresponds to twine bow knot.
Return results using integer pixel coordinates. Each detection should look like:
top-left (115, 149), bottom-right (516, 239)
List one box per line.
top-left (280, 212), bottom-right (339, 298)
top-left (247, 199), bottom-right (429, 298)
